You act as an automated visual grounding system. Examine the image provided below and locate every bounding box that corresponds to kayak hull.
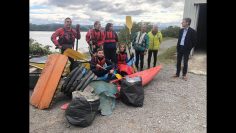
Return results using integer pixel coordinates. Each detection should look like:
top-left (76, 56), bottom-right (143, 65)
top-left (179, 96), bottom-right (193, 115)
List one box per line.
top-left (127, 65), bottom-right (162, 86)
top-left (30, 54), bottom-right (68, 109)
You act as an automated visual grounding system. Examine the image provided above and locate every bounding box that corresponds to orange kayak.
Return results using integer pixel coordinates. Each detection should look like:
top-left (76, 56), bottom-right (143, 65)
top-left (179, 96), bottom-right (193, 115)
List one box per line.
top-left (30, 54), bottom-right (68, 109)
top-left (126, 65), bottom-right (162, 86)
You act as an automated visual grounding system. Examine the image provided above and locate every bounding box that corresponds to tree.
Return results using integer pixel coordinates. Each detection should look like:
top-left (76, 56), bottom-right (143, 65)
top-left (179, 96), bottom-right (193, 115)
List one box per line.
top-left (118, 22), bottom-right (152, 44)
top-left (161, 26), bottom-right (180, 38)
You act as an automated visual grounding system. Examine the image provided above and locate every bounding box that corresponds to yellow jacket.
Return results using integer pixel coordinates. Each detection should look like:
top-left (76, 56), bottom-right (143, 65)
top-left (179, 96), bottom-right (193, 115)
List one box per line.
top-left (148, 31), bottom-right (163, 50)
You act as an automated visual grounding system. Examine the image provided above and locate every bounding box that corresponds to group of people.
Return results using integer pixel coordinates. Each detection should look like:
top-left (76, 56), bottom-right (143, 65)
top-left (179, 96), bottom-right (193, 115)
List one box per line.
top-left (51, 17), bottom-right (197, 81)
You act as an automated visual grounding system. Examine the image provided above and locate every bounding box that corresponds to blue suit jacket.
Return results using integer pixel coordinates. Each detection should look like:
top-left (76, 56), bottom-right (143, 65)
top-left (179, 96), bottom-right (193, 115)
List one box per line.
top-left (177, 27), bottom-right (197, 53)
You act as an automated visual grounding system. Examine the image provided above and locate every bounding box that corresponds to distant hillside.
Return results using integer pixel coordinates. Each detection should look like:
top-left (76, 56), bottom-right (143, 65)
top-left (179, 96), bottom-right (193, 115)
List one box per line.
top-left (30, 23), bottom-right (124, 32)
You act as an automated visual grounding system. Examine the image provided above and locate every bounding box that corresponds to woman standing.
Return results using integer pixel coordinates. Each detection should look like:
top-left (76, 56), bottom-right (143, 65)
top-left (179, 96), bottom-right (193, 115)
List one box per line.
top-left (103, 23), bottom-right (119, 64)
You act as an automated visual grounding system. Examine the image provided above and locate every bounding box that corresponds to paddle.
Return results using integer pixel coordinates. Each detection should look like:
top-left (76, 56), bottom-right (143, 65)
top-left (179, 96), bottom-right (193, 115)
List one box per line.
top-left (126, 16), bottom-right (137, 72)
top-left (78, 60), bottom-right (122, 79)
top-left (63, 48), bottom-right (90, 69)
top-left (63, 48), bottom-right (88, 60)
top-left (75, 24), bottom-right (81, 51)
top-left (126, 16), bottom-right (133, 56)
top-left (88, 28), bottom-right (94, 57)
top-left (63, 48), bottom-right (122, 79)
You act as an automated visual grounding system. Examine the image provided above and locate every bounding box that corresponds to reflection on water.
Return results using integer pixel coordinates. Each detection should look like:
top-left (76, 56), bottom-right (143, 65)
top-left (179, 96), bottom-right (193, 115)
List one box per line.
top-left (29, 31), bottom-right (89, 53)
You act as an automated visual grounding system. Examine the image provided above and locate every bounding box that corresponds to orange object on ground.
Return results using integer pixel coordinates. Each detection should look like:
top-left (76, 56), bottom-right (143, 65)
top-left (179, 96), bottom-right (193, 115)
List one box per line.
top-left (30, 54), bottom-right (68, 109)
top-left (127, 65), bottom-right (162, 86)
top-left (118, 64), bottom-right (134, 75)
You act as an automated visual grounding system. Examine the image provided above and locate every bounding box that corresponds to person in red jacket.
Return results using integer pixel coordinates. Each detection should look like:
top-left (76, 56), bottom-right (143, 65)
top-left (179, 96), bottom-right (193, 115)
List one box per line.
top-left (51, 17), bottom-right (80, 70)
top-left (103, 23), bottom-right (118, 64)
top-left (116, 43), bottom-right (134, 76)
top-left (90, 48), bottom-right (115, 80)
top-left (86, 21), bottom-right (105, 55)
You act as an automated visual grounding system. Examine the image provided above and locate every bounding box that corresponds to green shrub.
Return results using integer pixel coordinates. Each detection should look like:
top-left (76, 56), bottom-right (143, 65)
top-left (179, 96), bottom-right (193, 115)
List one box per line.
top-left (161, 26), bottom-right (180, 38)
top-left (29, 38), bottom-right (52, 56)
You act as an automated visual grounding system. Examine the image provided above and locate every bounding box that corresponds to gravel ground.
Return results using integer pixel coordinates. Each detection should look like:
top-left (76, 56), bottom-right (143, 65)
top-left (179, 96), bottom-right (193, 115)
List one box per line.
top-left (30, 38), bottom-right (206, 133)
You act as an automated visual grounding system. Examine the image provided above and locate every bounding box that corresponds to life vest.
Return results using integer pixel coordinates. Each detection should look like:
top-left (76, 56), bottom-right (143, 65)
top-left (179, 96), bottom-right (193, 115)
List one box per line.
top-left (90, 29), bottom-right (102, 43)
top-left (135, 31), bottom-right (146, 46)
top-left (104, 31), bottom-right (116, 43)
top-left (94, 57), bottom-right (106, 70)
top-left (117, 52), bottom-right (127, 64)
top-left (58, 28), bottom-right (75, 45)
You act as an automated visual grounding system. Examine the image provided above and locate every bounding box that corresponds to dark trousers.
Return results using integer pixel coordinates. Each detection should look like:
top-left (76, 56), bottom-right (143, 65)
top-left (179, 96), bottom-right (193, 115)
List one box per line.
top-left (104, 43), bottom-right (117, 64)
top-left (176, 46), bottom-right (190, 76)
top-left (93, 65), bottom-right (113, 77)
top-left (135, 50), bottom-right (144, 70)
top-left (61, 48), bottom-right (75, 71)
top-left (147, 50), bottom-right (158, 68)
top-left (92, 45), bottom-right (102, 54)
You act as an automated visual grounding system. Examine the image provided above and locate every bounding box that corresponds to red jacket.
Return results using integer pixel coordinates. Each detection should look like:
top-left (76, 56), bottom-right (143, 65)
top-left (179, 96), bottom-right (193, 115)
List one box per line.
top-left (86, 29), bottom-right (105, 47)
top-left (51, 27), bottom-right (79, 48)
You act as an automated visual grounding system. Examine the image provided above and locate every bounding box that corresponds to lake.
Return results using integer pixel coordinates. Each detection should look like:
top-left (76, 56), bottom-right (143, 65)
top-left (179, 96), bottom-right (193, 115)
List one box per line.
top-left (30, 31), bottom-right (89, 52)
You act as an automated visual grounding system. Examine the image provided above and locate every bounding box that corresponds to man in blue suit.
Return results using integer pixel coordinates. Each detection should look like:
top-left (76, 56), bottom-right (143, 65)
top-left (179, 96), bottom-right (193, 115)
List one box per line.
top-left (173, 18), bottom-right (197, 81)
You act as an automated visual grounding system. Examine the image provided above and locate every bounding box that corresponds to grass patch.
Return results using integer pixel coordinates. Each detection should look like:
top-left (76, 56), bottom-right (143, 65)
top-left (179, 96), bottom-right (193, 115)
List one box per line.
top-left (158, 46), bottom-right (177, 64)
top-left (162, 37), bottom-right (175, 41)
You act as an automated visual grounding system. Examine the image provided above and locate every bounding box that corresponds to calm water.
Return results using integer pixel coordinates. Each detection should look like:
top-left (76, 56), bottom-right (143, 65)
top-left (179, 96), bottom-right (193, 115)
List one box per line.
top-left (30, 31), bottom-right (89, 52)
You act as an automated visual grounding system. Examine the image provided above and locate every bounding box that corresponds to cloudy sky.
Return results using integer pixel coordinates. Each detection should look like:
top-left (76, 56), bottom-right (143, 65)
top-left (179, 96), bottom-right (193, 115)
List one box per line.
top-left (30, 0), bottom-right (185, 27)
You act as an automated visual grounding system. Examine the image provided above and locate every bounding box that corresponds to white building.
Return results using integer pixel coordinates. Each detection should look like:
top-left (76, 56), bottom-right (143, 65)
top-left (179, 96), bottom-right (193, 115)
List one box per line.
top-left (183, 0), bottom-right (207, 55)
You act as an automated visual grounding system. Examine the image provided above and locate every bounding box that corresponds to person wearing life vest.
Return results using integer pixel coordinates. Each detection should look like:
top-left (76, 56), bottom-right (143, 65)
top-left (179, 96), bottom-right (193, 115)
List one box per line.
top-left (51, 17), bottom-right (81, 71)
top-left (132, 24), bottom-right (149, 71)
top-left (116, 43), bottom-right (134, 76)
top-left (86, 21), bottom-right (105, 55)
top-left (90, 48), bottom-right (115, 80)
top-left (147, 24), bottom-right (163, 68)
top-left (103, 23), bottom-right (118, 64)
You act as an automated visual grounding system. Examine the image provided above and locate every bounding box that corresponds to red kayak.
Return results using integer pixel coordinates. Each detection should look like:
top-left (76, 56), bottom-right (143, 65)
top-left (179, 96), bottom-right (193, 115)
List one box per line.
top-left (111, 65), bottom-right (162, 86)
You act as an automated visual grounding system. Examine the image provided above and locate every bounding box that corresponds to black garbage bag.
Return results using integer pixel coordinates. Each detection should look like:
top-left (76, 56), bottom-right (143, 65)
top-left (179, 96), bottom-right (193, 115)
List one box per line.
top-left (65, 96), bottom-right (100, 127)
top-left (120, 76), bottom-right (144, 107)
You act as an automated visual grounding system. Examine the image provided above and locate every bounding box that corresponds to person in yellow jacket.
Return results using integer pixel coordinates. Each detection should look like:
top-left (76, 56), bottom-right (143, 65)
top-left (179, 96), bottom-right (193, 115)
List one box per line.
top-left (147, 25), bottom-right (163, 68)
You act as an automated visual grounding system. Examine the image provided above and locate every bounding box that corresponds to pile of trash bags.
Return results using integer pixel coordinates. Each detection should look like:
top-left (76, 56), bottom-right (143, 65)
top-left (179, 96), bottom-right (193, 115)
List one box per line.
top-left (61, 64), bottom-right (144, 127)
top-left (65, 91), bottom-right (100, 127)
top-left (120, 77), bottom-right (144, 107)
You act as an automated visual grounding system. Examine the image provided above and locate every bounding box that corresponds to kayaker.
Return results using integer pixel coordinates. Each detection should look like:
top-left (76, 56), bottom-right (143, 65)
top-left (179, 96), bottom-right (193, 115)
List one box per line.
top-left (116, 43), bottom-right (134, 76)
top-left (86, 21), bottom-right (105, 55)
top-left (51, 17), bottom-right (80, 71)
top-left (132, 24), bottom-right (149, 71)
top-left (173, 18), bottom-right (197, 81)
top-left (147, 24), bottom-right (163, 68)
top-left (103, 23), bottom-right (119, 64)
top-left (90, 48), bottom-right (115, 80)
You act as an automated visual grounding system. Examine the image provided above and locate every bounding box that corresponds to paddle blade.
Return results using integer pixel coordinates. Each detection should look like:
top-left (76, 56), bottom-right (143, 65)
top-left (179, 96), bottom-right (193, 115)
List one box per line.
top-left (63, 48), bottom-right (87, 60)
top-left (29, 63), bottom-right (45, 69)
top-left (126, 16), bottom-right (132, 33)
